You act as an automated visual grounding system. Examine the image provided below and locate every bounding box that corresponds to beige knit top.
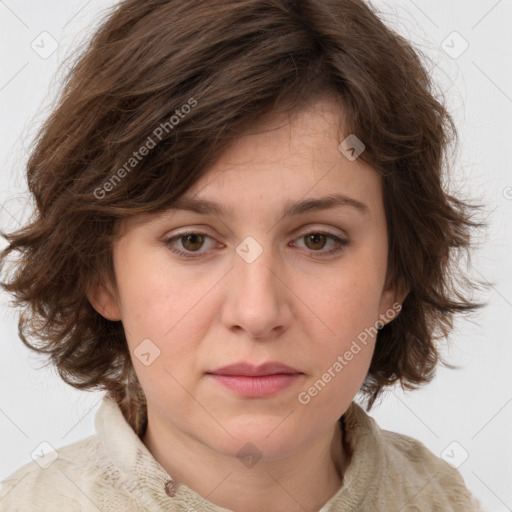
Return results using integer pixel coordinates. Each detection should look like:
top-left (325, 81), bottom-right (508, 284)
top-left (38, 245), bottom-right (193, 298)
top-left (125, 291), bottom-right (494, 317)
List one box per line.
top-left (0, 395), bottom-right (486, 511)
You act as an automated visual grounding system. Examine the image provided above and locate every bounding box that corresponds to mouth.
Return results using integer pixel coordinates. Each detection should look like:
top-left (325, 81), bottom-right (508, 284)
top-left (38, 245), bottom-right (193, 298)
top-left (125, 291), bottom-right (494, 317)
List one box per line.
top-left (207, 361), bottom-right (302, 377)
top-left (206, 361), bottom-right (304, 398)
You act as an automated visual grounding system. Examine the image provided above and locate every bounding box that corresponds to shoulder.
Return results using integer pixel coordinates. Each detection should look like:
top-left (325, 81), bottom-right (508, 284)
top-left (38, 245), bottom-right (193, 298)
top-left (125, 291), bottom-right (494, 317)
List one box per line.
top-left (341, 402), bottom-right (487, 511)
top-left (379, 428), bottom-right (485, 511)
top-left (380, 428), bottom-right (454, 475)
top-left (0, 435), bottom-right (129, 512)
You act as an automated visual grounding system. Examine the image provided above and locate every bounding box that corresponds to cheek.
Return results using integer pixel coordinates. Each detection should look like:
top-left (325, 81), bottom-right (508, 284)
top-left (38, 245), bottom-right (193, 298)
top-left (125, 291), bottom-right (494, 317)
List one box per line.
top-left (296, 277), bottom-right (379, 413)
top-left (114, 241), bottom-right (198, 336)
top-left (117, 264), bottom-right (210, 405)
top-left (296, 250), bottom-right (384, 389)
top-left (307, 260), bottom-right (384, 341)
top-left (111, 252), bottom-right (194, 374)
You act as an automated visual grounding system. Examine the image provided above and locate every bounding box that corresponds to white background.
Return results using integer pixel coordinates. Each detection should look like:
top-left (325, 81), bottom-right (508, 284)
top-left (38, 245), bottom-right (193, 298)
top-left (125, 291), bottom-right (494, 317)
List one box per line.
top-left (1, 1), bottom-right (511, 510)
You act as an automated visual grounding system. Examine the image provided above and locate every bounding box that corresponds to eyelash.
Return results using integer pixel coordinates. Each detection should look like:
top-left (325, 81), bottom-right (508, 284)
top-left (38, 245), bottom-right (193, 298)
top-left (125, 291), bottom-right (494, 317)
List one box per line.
top-left (164, 230), bottom-right (350, 259)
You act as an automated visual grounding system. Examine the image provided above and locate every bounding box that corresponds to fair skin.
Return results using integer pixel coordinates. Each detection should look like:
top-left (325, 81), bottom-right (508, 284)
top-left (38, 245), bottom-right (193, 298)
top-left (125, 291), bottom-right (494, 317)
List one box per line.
top-left (87, 95), bottom-right (407, 512)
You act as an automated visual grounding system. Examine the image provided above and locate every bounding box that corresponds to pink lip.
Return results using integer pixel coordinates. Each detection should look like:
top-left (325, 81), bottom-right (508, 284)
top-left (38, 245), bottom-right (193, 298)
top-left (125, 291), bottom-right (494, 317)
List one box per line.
top-left (206, 362), bottom-right (303, 398)
top-left (208, 362), bottom-right (301, 376)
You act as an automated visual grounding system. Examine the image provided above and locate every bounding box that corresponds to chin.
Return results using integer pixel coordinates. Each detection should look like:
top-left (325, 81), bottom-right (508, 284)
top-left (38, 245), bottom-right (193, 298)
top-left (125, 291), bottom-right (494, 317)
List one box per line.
top-left (208, 416), bottom-right (306, 460)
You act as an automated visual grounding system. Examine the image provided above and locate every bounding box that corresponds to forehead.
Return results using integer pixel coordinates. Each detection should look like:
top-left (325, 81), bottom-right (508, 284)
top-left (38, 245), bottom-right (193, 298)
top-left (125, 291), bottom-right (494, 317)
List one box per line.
top-left (118, 95), bottom-right (382, 232)
top-left (174, 98), bottom-right (379, 208)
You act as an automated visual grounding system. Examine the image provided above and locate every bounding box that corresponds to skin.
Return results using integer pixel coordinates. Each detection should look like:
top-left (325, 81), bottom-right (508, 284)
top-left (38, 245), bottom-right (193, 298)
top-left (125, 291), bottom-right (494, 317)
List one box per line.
top-left (87, 94), bottom-right (408, 512)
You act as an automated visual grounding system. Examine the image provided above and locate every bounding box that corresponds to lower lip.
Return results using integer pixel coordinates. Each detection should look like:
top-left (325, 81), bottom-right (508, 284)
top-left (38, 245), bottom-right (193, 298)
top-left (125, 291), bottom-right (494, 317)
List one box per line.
top-left (207, 373), bottom-right (302, 398)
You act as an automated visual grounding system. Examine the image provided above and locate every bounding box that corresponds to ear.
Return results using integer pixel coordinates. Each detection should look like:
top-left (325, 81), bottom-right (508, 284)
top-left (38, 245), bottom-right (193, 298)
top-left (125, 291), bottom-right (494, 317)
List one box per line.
top-left (86, 275), bottom-right (122, 321)
top-left (377, 275), bottom-right (409, 327)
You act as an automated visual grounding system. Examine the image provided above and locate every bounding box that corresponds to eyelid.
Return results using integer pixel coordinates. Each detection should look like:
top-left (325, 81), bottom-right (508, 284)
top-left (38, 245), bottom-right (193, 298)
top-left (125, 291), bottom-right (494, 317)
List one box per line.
top-left (292, 223), bottom-right (348, 239)
top-left (164, 224), bottom-right (348, 244)
top-left (165, 230), bottom-right (221, 250)
top-left (164, 225), bottom-right (350, 259)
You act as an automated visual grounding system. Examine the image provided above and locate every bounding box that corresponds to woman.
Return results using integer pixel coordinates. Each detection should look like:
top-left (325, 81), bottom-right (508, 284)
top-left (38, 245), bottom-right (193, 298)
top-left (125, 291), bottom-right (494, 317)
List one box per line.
top-left (0, 0), bottom-right (489, 510)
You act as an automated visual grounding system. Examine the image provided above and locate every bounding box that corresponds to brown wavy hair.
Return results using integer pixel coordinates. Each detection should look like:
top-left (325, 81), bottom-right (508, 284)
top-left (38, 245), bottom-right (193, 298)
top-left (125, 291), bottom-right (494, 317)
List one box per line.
top-left (0, 0), bottom-right (490, 436)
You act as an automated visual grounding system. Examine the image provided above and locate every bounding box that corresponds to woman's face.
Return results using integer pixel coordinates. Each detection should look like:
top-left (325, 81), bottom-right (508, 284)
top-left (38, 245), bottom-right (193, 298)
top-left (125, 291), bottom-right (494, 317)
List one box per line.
top-left (89, 95), bottom-right (405, 461)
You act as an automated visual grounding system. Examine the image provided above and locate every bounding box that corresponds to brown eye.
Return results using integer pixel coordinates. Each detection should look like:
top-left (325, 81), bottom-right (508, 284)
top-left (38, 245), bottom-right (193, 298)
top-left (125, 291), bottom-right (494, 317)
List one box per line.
top-left (180, 233), bottom-right (205, 252)
top-left (292, 231), bottom-right (350, 258)
top-left (303, 233), bottom-right (328, 251)
top-left (164, 231), bottom-right (215, 258)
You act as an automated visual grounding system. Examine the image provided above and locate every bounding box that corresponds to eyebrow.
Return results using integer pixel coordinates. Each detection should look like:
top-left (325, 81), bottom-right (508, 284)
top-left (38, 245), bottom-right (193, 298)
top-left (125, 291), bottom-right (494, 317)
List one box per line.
top-left (169, 193), bottom-right (370, 219)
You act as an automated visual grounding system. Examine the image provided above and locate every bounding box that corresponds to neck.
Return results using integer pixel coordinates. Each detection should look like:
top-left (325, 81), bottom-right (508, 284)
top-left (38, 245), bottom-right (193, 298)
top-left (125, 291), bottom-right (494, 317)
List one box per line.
top-left (142, 414), bottom-right (348, 512)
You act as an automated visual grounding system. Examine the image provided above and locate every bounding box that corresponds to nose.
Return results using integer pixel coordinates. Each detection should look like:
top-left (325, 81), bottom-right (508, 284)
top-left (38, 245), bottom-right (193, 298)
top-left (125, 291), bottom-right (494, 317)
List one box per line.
top-left (222, 238), bottom-right (292, 340)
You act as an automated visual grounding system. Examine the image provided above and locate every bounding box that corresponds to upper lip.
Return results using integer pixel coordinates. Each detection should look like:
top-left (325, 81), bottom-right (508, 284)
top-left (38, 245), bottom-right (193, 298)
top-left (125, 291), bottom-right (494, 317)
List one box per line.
top-left (207, 362), bottom-right (302, 376)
